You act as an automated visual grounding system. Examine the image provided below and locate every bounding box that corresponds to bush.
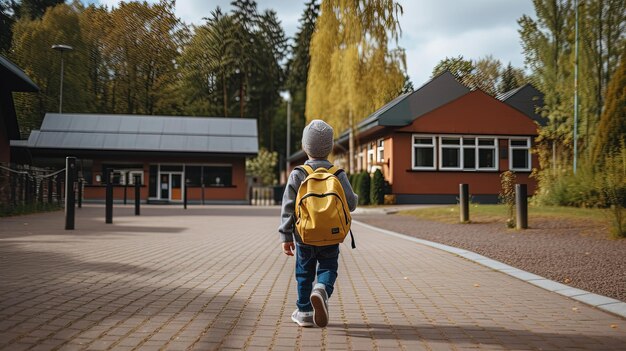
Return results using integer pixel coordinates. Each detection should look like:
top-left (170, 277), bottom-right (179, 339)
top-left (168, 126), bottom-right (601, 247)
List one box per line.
top-left (598, 146), bottom-right (626, 238)
top-left (357, 172), bottom-right (370, 206)
top-left (499, 171), bottom-right (516, 228)
top-left (370, 169), bottom-right (385, 205)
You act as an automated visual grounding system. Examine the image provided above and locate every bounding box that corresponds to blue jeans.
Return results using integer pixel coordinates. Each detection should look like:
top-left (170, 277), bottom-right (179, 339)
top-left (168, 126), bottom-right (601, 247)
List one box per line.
top-left (295, 243), bottom-right (340, 312)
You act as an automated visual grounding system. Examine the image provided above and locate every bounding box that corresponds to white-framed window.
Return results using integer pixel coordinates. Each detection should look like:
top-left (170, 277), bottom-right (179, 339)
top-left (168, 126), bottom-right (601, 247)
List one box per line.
top-left (439, 137), bottom-right (462, 170)
top-left (412, 135), bottom-right (436, 170)
top-left (476, 138), bottom-right (498, 171)
top-left (509, 138), bottom-right (531, 171)
top-left (377, 139), bottom-right (385, 163)
top-left (440, 136), bottom-right (498, 171)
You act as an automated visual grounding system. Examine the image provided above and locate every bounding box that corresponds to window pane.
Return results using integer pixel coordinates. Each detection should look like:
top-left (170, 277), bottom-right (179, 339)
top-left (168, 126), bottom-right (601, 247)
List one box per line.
top-left (478, 148), bottom-right (495, 168)
top-left (203, 166), bottom-right (232, 186)
top-left (463, 138), bottom-right (475, 145)
top-left (414, 147), bottom-right (434, 167)
top-left (441, 138), bottom-right (460, 145)
top-left (441, 148), bottom-right (460, 167)
top-left (378, 139), bottom-right (384, 147)
top-left (185, 166), bottom-right (202, 186)
top-left (414, 137), bottom-right (433, 145)
top-left (478, 138), bottom-right (495, 146)
top-left (463, 148), bottom-right (475, 168)
top-left (511, 139), bottom-right (528, 146)
top-left (512, 149), bottom-right (529, 169)
top-left (149, 165), bottom-right (157, 197)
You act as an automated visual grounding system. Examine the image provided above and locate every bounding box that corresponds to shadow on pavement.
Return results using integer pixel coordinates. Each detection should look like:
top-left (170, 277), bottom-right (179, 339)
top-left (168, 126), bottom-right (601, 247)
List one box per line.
top-left (341, 323), bottom-right (626, 349)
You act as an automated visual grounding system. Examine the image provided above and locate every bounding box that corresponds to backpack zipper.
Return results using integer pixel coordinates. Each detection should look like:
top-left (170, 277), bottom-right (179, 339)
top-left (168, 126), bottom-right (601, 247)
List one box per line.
top-left (299, 192), bottom-right (350, 225)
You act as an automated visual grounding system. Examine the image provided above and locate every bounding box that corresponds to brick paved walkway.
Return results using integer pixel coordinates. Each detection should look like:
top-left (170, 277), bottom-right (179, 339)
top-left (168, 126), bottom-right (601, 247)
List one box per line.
top-left (1, 205), bottom-right (625, 350)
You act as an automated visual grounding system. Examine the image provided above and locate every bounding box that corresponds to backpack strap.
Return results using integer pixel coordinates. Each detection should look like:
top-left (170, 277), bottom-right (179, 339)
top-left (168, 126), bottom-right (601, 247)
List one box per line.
top-left (349, 230), bottom-right (356, 249)
top-left (297, 164), bottom-right (315, 176)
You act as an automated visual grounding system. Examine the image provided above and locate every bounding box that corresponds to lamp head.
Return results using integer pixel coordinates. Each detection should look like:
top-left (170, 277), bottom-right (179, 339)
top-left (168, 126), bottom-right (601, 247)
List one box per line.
top-left (51, 44), bottom-right (73, 52)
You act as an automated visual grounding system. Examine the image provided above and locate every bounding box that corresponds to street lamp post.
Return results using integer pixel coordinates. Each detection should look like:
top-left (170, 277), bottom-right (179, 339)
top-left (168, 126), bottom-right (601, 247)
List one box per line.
top-left (51, 44), bottom-right (73, 114)
top-left (280, 91), bottom-right (291, 181)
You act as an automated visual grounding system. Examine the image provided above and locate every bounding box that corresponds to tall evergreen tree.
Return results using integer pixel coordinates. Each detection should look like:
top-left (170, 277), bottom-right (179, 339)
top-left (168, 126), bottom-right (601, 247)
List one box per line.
top-left (284, 0), bottom-right (319, 155)
top-left (499, 62), bottom-right (525, 93)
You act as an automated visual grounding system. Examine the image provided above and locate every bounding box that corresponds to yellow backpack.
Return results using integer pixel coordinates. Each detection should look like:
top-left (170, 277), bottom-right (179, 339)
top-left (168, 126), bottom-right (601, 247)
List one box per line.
top-left (295, 165), bottom-right (355, 248)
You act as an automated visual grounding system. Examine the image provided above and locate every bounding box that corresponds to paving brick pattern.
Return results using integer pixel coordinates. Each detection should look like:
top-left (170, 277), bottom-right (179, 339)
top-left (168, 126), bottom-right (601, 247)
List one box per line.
top-left (1, 205), bottom-right (625, 350)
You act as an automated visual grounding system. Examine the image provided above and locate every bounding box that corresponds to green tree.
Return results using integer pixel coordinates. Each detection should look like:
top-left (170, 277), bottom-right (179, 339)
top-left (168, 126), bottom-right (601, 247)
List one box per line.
top-left (0, 0), bottom-right (17, 54)
top-left (246, 148), bottom-right (278, 186)
top-left (11, 2), bottom-right (91, 135)
top-left (499, 62), bottom-right (526, 94)
top-left (432, 55), bottom-right (475, 85)
top-left (370, 168), bottom-right (384, 205)
top-left (102, 0), bottom-right (181, 115)
top-left (178, 8), bottom-right (236, 116)
top-left (13, 0), bottom-right (64, 19)
top-left (357, 172), bottom-right (370, 206)
top-left (519, 0), bottom-right (574, 172)
top-left (307, 0), bottom-right (406, 134)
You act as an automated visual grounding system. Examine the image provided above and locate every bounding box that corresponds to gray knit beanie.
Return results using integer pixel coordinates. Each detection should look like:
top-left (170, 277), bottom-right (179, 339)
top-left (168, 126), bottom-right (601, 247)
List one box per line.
top-left (302, 119), bottom-right (334, 159)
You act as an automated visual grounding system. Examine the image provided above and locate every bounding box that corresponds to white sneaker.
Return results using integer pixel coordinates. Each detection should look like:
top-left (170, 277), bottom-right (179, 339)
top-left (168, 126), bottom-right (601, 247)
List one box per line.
top-left (310, 287), bottom-right (329, 327)
top-left (291, 309), bottom-right (314, 327)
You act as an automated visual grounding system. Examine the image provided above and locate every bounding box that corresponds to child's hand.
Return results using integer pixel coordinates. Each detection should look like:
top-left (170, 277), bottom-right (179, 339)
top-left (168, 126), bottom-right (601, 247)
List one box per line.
top-left (282, 242), bottom-right (295, 256)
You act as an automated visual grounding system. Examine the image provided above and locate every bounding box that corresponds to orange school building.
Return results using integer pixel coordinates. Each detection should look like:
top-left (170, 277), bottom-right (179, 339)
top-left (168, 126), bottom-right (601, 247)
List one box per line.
top-left (291, 71), bottom-right (544, 204)
top-left (12, 113), bottom-right (258, 204)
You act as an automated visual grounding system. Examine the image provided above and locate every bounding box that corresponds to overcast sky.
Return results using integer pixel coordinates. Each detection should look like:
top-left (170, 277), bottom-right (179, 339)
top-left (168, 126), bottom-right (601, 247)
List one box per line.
top-left (95, 0), bottom-right (536, 87)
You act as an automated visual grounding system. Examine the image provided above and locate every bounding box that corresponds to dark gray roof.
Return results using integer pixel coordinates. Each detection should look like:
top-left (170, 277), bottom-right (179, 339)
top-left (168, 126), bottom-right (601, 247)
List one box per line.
top-left (0, 54), bottom-right (39, 92)
top-left (345, 71), bottom-right (470, 137)
top-left (498, 84), bottom-right (547, 126)
top-left (14, 113), bottom-right (258, 155)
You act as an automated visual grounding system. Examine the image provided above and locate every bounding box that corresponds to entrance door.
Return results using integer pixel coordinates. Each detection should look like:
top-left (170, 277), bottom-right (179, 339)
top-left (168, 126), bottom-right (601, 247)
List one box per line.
top-left (160, 174), bottom-right (169, 200)
top-left (170, 174), bottom-right (182, 201)
top-left (159, 173), bottom-right (183, 201)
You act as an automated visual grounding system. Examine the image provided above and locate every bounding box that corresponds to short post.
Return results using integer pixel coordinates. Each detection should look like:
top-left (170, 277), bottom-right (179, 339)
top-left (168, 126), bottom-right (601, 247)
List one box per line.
top-left (65, 157), bottom-right (76, 230)
top-left (77, 178), bottom-right (82, 208)
top-left (105, 168), bottom-right (113, 224)
top-left (515, 184), bottom-right (528, 229)
top-left (134, 175), bottom-right (141, 216)
top-left (123, 181), bottom-right (128, 205)
top-left (459, 183), bottom-right (469, 223)
top-left (201, 183), bottom-right (205, 205)
top-left (38, 179), bottom-right (44, 203)
top-left (183, 180), bottom-right (188, 209)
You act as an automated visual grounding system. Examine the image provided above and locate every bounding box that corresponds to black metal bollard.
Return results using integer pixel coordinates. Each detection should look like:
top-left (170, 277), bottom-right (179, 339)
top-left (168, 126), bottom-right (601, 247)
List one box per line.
top-left (123, 183), bottom-right (128, 205)
top-left (515, 184), bottom-right (528, 229)
top-left (65, 157), bottom-right (76, 230)
top-left (77, 179), bottom-right (82, 208)
top-left (134, 176), bottom-right (141, 216)
top-left (105, 169), bottom-right (113, 224)
top-left (201, 183), bottom-right (205, 205)
top-left (459, 183), bottom-right (469, 223)
top-left (183, 183), bottom-right (188, 209)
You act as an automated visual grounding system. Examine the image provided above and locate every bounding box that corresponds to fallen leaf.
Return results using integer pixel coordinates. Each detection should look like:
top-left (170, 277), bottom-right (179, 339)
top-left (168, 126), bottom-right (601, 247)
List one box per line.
top-left (564, 278), bottom-right (572, 284)
top-left (403, 277), bottom-right (408, 280)
top-left (473, 283), bottom-right (480, 288)
top-left (572, 307), bottom-right (579, 312)
top-left (610, 324), bottom-right (618, 329)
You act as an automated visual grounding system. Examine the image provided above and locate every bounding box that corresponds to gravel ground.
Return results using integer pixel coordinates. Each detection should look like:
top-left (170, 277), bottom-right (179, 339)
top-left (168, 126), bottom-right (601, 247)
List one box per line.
top-left (354, 213), bottom-right (626, 302)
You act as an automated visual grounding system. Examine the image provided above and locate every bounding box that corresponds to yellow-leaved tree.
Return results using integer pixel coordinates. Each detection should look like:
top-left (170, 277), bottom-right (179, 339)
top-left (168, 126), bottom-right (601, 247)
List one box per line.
top-left (306, 0), bottom-right (406, 135)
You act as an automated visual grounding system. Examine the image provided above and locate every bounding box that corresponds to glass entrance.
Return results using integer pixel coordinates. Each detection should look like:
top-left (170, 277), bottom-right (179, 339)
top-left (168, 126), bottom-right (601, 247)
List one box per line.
top-left (159, 173), bottom-right (183, 201)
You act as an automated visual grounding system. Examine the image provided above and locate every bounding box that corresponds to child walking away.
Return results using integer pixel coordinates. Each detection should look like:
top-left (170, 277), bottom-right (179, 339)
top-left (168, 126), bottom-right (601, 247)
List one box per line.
top-left (278, 119), bottom-right (358, 328)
